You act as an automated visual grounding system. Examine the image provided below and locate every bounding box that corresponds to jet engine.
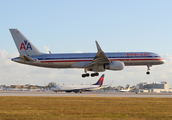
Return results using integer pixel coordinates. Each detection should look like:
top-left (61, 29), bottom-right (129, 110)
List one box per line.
top-left (105, 61), bottom-right (124, 70)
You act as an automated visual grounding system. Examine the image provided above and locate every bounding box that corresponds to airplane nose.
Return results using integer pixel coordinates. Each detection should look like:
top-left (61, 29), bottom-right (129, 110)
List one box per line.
top-left (161, 59), bottom-right (166, 64)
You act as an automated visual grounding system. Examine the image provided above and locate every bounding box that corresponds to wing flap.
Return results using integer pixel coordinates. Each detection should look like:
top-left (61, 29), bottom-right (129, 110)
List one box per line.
top-left (85, 41), bottom-right (110, 69)
top-left (71, 61), bottom-right (92, 68)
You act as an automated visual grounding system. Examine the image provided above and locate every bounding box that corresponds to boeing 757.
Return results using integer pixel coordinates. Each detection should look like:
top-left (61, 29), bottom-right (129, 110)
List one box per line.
top-left (10, 29), bottom-right (165, 77)
top-left (51, 74), bottom-right (105, 93)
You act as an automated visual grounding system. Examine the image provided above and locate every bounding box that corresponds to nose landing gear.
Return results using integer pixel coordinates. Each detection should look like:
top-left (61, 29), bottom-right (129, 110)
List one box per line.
top-left (146, 65), bottom-right (152, 75)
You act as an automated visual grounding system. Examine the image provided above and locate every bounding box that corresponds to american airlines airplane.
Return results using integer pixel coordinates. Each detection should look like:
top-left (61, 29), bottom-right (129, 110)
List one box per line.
top-left (10, 29), bottom-right (165, 77)
top-left (51, 74), bottom-right (105, 93)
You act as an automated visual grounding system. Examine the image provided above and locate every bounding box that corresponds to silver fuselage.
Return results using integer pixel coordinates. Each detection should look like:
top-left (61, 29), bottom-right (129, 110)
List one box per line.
top-left (12, 52), bottom-right (165, 69)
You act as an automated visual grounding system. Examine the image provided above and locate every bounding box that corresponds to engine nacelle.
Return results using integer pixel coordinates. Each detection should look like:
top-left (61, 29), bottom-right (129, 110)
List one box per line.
top-left (105, 61), bottom-right (124, 70)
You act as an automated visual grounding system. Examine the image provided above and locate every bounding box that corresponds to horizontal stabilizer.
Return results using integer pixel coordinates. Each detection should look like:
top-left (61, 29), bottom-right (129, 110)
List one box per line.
top-left (20, 55), bottom-right (35, 62)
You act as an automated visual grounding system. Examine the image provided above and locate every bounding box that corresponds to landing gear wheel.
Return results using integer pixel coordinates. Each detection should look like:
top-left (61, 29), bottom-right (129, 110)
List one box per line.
top-left (79, 90), bottom-right (82, 93)
top-left (95, 73), bottom-right (99, 76)
top-left (91, 73), bottom-right (95, 77)
top-left (86, 73), bottom-right (89, 77)
top-left (146, 65), bottom-right (151, 75)
top-left (146, 72), bottom-right (150, 75)
top-left (82, 74), bottom-right (86, 78)
top-left (91, 73), bottom-right (99, 77)
top-left (82, 73), bottom-right (89, 78)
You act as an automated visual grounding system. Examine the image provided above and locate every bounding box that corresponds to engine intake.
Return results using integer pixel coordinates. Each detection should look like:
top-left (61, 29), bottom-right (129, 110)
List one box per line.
top-left (105, 61), bottom-right (124, 70)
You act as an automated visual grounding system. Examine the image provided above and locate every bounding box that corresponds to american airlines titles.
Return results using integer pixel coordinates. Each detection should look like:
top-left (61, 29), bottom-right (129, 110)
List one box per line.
top-left (127, 53), bottom-right (150, 56)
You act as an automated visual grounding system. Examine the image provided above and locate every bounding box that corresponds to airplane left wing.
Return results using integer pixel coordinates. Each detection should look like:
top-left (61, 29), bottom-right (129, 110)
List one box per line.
top-left (84, 41), bottom-right (110, 71)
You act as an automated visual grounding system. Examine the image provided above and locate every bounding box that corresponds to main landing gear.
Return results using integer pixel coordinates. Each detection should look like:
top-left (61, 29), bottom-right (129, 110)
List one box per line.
top-left (91, 73), bottom-right (99, 77)
top-left (82, 73), bottom-right (89, 77)
top-left (146, 65), bottom-right (152, 75)
top-left (82, 73), bottom-right (99, 78)
top-left (82, 68), bottom-right (99, 78)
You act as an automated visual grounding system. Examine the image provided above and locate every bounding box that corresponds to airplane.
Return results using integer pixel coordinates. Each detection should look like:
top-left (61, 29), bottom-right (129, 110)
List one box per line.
top-left (9, 29), bottom-right (165, 77)
top-left (120, 86), bottom-right (130, 92)
top-left (0, 86), bottom-right (3, 91)
top-left (51, 74), bottom-right (105, 93)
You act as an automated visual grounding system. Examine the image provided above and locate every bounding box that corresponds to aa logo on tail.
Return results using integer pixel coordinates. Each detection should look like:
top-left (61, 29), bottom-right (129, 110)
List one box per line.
top-left (20, 40), bottom-right (32, 50)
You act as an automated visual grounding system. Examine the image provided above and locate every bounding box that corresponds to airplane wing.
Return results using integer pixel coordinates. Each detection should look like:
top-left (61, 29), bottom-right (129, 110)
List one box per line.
top-left (84, 41), bottom-right (110, 71)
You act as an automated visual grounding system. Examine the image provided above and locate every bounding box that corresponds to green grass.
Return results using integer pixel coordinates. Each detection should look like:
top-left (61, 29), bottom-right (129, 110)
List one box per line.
top-left (0, 97), bottom-right (172, 120)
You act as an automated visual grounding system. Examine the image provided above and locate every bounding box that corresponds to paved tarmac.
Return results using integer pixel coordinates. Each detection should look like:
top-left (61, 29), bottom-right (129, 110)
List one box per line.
top-left (0, 91), bottom-right (172, 97)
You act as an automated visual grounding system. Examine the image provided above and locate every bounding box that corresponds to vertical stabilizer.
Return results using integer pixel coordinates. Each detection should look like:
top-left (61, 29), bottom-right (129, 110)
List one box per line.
top-left (93, 74), bottom-right (104, 86)
top-left (9, 29), bottom-right (43, 56)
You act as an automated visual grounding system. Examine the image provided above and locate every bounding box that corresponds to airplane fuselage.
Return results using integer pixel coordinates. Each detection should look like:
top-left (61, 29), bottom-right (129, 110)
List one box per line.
top-left (51, 85), bottom-right (102, 92)
top-left (12, 52), bottom-right (165, 69)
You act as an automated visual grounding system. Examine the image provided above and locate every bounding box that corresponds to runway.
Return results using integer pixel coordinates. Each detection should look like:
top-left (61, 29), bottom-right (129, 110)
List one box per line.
top-left (0, 91), bottom-right (172, 97)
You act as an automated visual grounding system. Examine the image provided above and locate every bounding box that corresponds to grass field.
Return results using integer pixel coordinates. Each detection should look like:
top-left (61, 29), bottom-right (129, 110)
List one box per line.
top-left (0, 97), bottom-right (172, 120)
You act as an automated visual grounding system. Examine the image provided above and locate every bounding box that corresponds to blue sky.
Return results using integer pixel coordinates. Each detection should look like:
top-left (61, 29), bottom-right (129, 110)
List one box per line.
top-left (0, 1), bottom-right (172, 87)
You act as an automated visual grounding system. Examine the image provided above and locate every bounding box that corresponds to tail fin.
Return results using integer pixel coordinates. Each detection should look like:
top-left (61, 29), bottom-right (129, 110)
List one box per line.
top-left (127, 86), bottom-right (130, 90)
top-left (93, 74), bottom-right (104, 86)
top-left (9, 29), bottom-right (43, 56)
